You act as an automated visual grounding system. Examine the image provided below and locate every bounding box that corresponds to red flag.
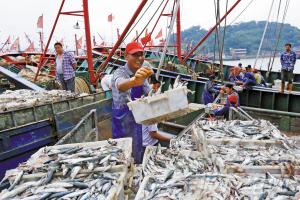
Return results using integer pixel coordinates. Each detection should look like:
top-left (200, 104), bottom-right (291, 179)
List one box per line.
top-left (37, 15), bottom-right (43, 29)
top-left (10, 37), bottom-right (20, 51)
top-left (117, 28), bottom-right (120, 39)
top-left (155, 29), bottom-right (163, 39)
top-left (76, 36), bottom-right (83, 49)
top-left (25, 42), bottom-right (35, 52)
top-left (107, 13), bottom-right (114, 22)
top-left (141, 34), bottom-right (151, 46)
top-left (158, 38), bottom-right (165, 46)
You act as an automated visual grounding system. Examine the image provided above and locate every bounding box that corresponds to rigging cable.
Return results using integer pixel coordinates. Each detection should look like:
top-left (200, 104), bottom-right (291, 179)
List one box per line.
top-left (254, 0), bottom-right (276, 70)
top-left (124, 0), bottom-right (155, 42)
top-left (266, 0), bottom-right (282, 72)
top-left (229, 0), bottom-right (255, 26)
top-left (102, 0), bottom-right (163, 70)
top-left (219, 0), bottom-right (229, 82)
top-left (212, 0), bottom-right (221, 72)
top-left (156, 0), bottom-right (180, 80)
top-left (269, 0), bottom-right (290, 72)
top-left (135, 0), bottom-right (166, 40)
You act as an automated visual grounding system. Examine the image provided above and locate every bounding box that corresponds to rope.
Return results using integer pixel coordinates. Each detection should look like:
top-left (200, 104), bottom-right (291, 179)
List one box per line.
top-left (156, 0), bottom-right (180, 80)
top-left (267, 0), bottom-right (282, 71)
top-left (100, 0), bottom-right (161, 72)
top-left (212, 0), bottom-right (218, 68)
top-left (135, 0), bottom-right (165, 41)
top-left (219, 0), bottom-right (229, 82)
top-left (123, 0), bottom-right (155, 42)
top-left (212, 0), bottom-right (221, 73)
top-left (229, 0), bottom-right (255, 26)
top-left (254, 0), bottom-right (275, 70)
top-left (269, 0), bottom-right (290, 72)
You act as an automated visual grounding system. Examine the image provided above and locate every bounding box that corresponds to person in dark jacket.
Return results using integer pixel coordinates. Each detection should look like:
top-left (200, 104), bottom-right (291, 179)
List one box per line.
top-left (213, 83), bottom-right (240, 117)
top-left (202, 75), bottom-right (222, 105)
top-left (241, 65), bottom-right (256, 89)
top-left (228, 67), bottom-right (242, 83)
top-left (280, 43), bottom-right (296, 93)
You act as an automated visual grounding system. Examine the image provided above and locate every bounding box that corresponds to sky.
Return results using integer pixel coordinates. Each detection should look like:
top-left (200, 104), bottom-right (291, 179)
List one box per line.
top-left (0, 0), bottom-right (299, 51)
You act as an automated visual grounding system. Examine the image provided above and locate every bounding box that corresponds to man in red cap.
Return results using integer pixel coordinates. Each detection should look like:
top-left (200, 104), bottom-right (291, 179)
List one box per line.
top-left (213, 83), bottom-right (240, 117)
top-left (111, 42), bottom-right (153, 164)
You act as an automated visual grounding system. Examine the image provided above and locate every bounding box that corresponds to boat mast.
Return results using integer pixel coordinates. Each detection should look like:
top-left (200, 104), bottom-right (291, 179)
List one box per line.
top-left (156, 0), bottom-right (180, 80)
top-left (176, 4), bottom-right (182, 63)
top-left (33, 0), bottom-right (95, 84)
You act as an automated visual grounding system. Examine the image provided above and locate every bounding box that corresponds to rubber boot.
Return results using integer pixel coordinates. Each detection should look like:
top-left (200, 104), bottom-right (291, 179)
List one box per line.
top-left (280, 82), bottom-right (285, 93)
top-left (287, 83), bottom-right (293, 93)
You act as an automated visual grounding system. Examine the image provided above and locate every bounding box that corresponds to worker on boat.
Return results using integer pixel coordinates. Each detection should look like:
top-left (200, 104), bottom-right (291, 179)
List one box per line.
top-left (149, 74), bottom-right (161, 94)
top-left (111, 42), bottom-right (154, 164)
top-left (142, 124), bottom-right (172, 156)
top-left (99, 72), bottom-right (113, 98)
top-left (228, 67), bottom-right (242, 83)
top-left (202, 74), bottom-right (222, 105)
top-left (54, 42), bottom-right (77, 92)
top-left (280, 43), bottom-right (296, 93)
top-left (253, 69), bottom-right (266, 87)
top-left (213, 83), bottom-right (240, 117)
top-left (236, 65), bottom-right (256, 89)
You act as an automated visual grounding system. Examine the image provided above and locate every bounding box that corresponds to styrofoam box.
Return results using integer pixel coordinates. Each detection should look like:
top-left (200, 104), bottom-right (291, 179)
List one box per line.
top-left (127, 86), bottom-right (190, 125)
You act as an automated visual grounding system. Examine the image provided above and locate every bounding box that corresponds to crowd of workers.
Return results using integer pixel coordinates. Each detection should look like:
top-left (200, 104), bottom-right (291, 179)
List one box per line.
top-left (228, 63), bottom-right (266, 88)
top-left (201, 43), bottom-right (297, 119)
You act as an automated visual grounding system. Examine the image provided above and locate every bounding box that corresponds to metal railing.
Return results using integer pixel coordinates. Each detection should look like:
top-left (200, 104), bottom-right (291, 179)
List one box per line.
top-left (56, 109), bottom-right (98, 145)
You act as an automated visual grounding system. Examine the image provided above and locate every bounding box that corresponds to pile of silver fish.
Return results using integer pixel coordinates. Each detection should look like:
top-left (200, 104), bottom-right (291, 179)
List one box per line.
top-left (136, 173), bottom-right (300, 200)
top-left (0, 89), bottom-right (77, 112)
top-left (171, 119), bottom-right (289, 150)
top-left (206, 141), bottom-right (300, 167)
top-left (195, 119), bottom-right (287, 140)
top-left (0, 142), bottom-right (128, 199)
top-left (143, 146), bottom-right (215, 176)
top-left (136, 118), bottom-right (300, 199)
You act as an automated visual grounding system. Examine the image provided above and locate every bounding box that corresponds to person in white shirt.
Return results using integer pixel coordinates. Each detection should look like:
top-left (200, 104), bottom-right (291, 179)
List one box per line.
top-left (100, 73), bottom-right (113, 91)
top-left (100, 73), bottom-right (113, 98)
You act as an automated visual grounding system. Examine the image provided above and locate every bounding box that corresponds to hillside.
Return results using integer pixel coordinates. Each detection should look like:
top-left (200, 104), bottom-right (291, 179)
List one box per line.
top-left (173, 21), bottom-right (300, 55)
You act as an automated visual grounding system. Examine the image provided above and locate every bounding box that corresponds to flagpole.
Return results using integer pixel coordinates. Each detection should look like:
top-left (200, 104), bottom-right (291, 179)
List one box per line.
top-left (75, 34), bottom-right (78, 56)
top-left (18, 38), bottom-right (20, 52)
top-left (0, 37), bottom-right (9, 53)
top-left (41, 14), bottom-right (44, 52)
top-left (42, 15), bottom-right (44, 52)
top-left (111, 17), bottom-right (113, 47)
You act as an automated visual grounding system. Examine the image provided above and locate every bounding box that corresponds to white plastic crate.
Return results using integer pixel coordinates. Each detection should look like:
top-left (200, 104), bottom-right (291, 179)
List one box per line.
top-left (127, 86), bottom-right (203, 125)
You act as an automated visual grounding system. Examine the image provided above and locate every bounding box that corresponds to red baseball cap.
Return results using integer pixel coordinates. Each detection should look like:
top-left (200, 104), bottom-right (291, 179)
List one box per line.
top-left (125, 42), bottom-right (144, 55)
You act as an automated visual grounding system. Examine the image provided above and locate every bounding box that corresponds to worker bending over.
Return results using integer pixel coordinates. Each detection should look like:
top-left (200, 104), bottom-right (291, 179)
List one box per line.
top-left (213, 83), bottom-right (240, 117)
top-left (202, 75), bottom-right (222, 105)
